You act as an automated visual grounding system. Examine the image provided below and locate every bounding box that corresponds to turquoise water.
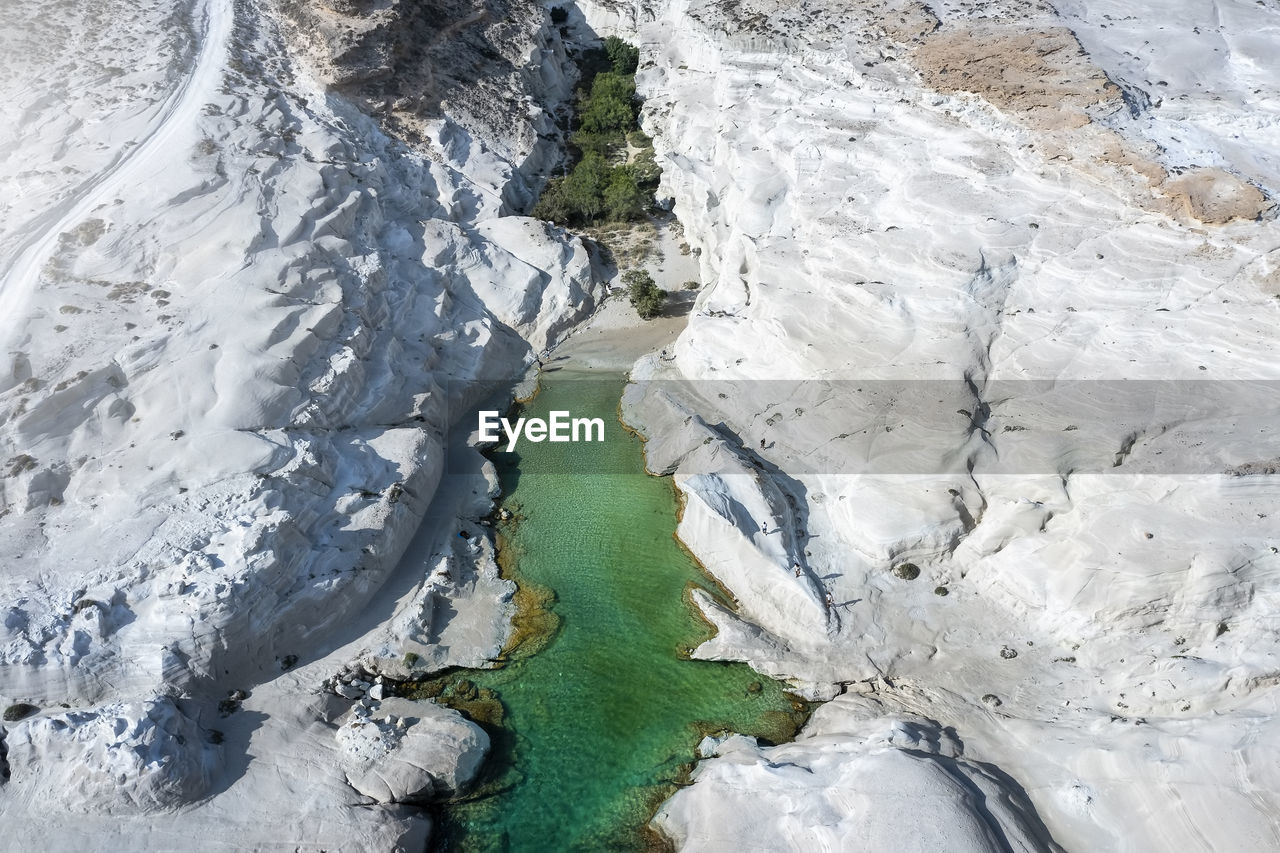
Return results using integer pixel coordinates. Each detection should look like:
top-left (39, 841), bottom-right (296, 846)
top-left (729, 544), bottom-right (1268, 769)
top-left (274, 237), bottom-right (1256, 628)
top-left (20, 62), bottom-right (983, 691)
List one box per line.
top-left (434, 373), bottom-right (804, 852)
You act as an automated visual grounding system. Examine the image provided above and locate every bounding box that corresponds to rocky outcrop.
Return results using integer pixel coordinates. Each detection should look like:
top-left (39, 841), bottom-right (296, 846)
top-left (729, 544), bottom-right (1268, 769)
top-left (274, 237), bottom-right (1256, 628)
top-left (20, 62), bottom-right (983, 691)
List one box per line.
top-left (656, 697), bottom-right (1062, 853)
top-left (3, 698), bottom-right (219, 813)
top-left (0, 0), bottom-right (597, 844)
top-left (336, 697), bottom-right (488, 803)
top-left (598, 0), bottom-right (1280, 848)
top-left (274, 0), bottom-right (579, 209)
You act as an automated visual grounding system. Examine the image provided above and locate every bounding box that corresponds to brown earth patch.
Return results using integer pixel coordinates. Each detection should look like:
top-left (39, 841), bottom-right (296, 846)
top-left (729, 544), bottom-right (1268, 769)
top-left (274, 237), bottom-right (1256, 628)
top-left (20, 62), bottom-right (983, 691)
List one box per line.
top-left (1162, 168), bottom-right (1269, 224)
top-left (902, 17), bottom-right (1269, 225)
top-left (914, 25), bottom-right (1121, 131)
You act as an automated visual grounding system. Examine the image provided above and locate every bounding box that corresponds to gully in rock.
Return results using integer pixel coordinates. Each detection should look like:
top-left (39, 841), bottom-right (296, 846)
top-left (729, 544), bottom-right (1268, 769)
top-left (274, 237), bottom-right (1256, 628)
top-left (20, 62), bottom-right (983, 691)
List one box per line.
top-left (427, 375), bottom-right (807, 852)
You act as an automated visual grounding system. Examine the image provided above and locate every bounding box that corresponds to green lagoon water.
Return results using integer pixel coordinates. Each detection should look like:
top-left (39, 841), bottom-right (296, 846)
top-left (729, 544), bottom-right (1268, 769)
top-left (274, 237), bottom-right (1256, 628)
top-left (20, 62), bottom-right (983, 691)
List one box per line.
top-left (435, 373), bottom-right (803, 852)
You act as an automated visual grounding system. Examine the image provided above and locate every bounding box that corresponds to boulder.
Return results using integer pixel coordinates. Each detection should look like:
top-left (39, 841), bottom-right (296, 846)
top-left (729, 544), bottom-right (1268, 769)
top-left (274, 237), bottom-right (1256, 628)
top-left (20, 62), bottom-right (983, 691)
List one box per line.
top-left (336, 698), bottom-right (488, 803)
top-left (3, 698), bottom-right (219, 813)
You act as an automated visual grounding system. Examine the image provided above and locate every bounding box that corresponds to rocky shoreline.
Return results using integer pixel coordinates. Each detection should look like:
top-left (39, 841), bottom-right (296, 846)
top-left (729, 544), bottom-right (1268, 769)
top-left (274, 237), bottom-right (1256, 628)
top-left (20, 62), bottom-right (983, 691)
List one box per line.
top-left (1, 0), bottom-right (1278, 849)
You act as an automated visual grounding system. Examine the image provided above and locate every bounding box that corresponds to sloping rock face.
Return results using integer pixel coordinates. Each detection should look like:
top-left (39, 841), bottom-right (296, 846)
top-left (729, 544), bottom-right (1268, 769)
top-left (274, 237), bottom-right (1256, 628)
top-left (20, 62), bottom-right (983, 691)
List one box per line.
top-left (336, 697), bottom-right (488, 803)
top-left (276, 0), bottom-right (576, 210)
top-left (0, 0), bottom-right (596, 845)
top-left (656, 698), bottom-right (1062, 853)
top-left (590, 0), bottom-right (1280, 849)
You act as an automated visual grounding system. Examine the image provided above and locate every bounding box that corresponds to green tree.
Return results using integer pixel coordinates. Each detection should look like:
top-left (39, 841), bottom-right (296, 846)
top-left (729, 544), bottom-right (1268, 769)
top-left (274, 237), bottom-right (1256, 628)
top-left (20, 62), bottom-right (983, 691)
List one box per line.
top-left (529, 37), bottom-right (658, 227)
top-left (531, 177), bottom-right (572, 223)
top-left (571, 130), bottom-right (612, 158)
top-left (604, 36), bottom-right (640, 74)
top-left (603, 167), bottom-right (645, 221)
top-left (623, 268), bottom-right (665, 319)
top-left (578, 72), bottom-right (636, 135)
top-left (564, 152), bottom-right (609, 222)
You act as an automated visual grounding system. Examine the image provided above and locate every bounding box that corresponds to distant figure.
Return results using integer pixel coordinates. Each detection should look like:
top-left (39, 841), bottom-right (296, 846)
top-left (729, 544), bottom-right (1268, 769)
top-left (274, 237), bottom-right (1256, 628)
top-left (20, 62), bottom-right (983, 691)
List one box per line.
top-left (825, 592), bottom-right (834, 610)
top-left (760, 439), bottom-right (766, 450)
top-left (793, 564), bottom-right (802, 577)
top-left (761, 522), bottom-right (768, 533)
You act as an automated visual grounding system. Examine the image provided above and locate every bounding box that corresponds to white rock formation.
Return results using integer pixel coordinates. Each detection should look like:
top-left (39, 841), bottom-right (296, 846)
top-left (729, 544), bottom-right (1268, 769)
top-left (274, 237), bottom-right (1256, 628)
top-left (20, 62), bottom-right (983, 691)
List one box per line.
top-left (4, 698), bottom-right (218, 813)
top-left (588, 0), bottom-right (1280, 849)
top-left (0, 0), bottom-right (598, 845)
top-left (336, 697), bottom-right (488, 803)
top-left (656, 696), bottom-right (1061, 853)
top-left (4, 0), bottom-right (1279, 847)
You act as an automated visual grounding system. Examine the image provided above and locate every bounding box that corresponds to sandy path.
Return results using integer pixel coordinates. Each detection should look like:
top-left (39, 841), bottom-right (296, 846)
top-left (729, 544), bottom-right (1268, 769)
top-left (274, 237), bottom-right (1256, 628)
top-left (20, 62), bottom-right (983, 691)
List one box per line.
top-left (0, 0), bottom-right (233, 346)
top-left (551, 219), bottom-right (700, 371)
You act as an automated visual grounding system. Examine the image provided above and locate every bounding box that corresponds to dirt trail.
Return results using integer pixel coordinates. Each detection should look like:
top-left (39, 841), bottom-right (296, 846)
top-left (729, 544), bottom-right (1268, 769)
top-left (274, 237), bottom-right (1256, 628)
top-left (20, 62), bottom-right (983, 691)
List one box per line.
top-left (0, 0), bottom-right (234, 346)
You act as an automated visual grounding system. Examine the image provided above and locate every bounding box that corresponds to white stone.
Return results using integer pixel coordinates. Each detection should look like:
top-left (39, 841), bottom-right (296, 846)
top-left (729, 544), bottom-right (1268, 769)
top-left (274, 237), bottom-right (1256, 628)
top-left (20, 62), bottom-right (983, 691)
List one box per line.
top-left (3, 698), bottom-right (219, 814)
top-left (336, 698), bottom-right (489, 803)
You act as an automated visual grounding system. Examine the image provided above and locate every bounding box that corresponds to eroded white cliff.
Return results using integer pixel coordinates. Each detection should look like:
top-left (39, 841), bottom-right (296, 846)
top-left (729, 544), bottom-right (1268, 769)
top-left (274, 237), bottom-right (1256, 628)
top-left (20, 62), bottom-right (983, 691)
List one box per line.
top-left (597, 0), bottom-right (1280, 848)
top-left (0, 0), bottom-right (599, 845)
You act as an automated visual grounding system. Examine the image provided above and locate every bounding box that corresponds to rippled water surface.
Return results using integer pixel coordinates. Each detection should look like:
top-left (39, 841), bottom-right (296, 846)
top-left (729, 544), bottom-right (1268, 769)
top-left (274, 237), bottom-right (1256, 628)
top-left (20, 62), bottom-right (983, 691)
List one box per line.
top-left (438, 373), bottom-right (803, 852)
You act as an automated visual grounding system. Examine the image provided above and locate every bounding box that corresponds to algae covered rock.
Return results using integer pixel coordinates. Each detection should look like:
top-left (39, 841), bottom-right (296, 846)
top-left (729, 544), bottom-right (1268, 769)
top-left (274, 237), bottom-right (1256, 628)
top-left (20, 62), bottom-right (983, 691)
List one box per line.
top-left (3, 703), bottom-right (37, 722)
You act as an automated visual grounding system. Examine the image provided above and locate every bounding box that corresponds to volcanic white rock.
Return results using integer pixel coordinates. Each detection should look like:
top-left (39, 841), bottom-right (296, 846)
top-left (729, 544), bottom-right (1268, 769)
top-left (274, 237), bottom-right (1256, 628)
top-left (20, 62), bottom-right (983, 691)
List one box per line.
top-left (0, 0), bottom-right (599, 845)
top-left (3, 0), bottom-right (1280, 848)
top-left (589, 0), bottom-right (1280, 849)
top-left (336, 698), bottom-right (489, 803)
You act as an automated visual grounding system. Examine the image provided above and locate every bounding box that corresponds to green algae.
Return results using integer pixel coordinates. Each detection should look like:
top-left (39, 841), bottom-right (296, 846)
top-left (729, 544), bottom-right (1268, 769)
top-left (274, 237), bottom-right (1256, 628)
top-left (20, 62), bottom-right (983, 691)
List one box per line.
top-left (433, 374), bottom-right (805, 852)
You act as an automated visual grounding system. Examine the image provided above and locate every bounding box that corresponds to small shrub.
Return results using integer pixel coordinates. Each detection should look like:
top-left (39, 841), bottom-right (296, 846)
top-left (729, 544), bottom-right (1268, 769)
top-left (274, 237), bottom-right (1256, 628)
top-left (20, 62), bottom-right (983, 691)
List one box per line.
top-left (682, 280), bottom-right (700, 290)
top-left (6, 455), bottom-right (37, 477)
top-left (891, 562), bottom-right (920, 580)
top-left (3, 703), bottom-right (37, 722)
top-left (630, 145), bottom-right (662, 187)
top-left (403, 651), bottom-right (420, 668)
top-left (531, 178), bottom-right (572, 223)
top-left (604, 35), bottom-right (639, 74)
top-left (623, 269), bottom-right (665, 319)
top-left (218, 690), bottom-right (247, 716)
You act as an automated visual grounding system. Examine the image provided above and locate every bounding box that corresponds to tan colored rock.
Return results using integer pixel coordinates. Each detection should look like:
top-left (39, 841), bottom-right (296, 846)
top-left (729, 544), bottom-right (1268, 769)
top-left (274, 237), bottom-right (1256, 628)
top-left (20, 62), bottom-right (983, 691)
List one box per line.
top-left (914, 25), bottom-right (1120, 130)
top-left (1162, 168), bottom-right (1269, 224)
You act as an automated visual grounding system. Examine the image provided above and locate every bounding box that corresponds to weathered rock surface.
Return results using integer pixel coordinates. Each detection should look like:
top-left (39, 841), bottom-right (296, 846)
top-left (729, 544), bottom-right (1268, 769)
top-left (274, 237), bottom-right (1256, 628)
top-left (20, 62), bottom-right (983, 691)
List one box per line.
top-left (336, 697), bottom-right (488, 803)
top-left (656, 697), bottom-right (1062, 853)
top-left (4, 698), bottom-right (219, 813)
top-left (275, 0), bottom-right (577, 210)
top-left (0, 0), bottom-right (594, 845)
top-left (591, 0), bottom-right (1280, 849)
